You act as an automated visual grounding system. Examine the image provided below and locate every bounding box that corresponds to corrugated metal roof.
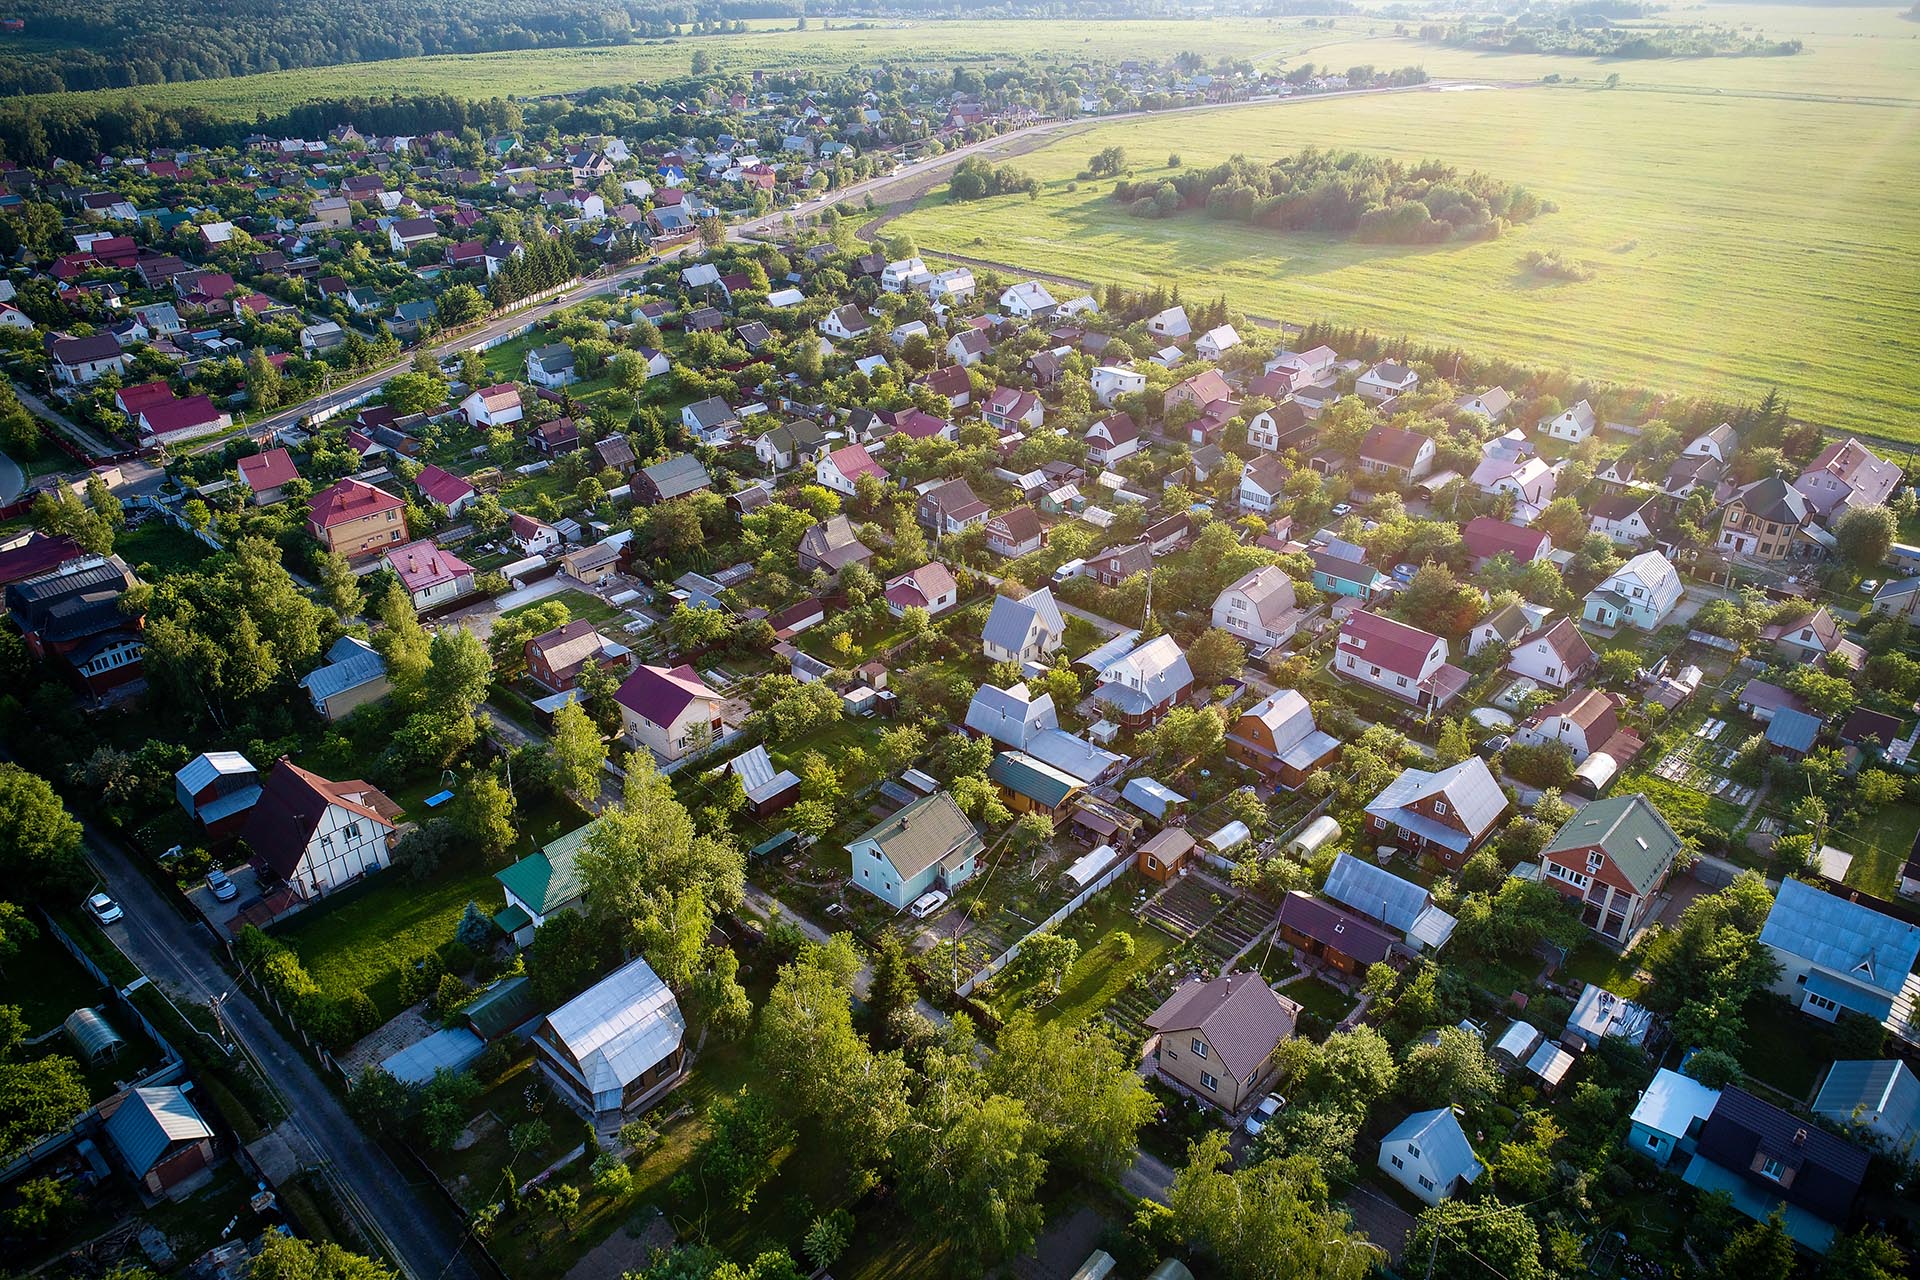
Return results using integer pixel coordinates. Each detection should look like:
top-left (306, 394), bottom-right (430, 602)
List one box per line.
top-left (1379, 1108), bottom-right (1481, 1186)
top-left (104, 1086), bottom-right (212, 1175)
top-left (989, 750), bottom-right (1082, 809)
top-left (1760, 878), bottom-right (1920, 998)
top-left (381, 1028), bottom-right (485, 1085)
top-left (541, 956), bottom-right (684, 1099)
top-left (1323, 853), bottom-right (1430, 933)
top-left (175, 750), bottom-right (256, 795)
top-left (1632, 1067), bottom-right (1721, 1138)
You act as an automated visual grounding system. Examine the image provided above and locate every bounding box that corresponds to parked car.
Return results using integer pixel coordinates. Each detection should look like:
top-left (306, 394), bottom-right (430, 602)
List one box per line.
top-left (1243, 1093), bottom-right (1286, 1137)
top-left (205, 869), bottom-right (238, 901)
top-left (1330, 502), bottom-right (1354, 518)
top-left (909, 889), bottom-right (950, 919)
top-left (87, 892), bottom-right (124, 925)
top-left (1476, 733), bottom-right (1512, 759)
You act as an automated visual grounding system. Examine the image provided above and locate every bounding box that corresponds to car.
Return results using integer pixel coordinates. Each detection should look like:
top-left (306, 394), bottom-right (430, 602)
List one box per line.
top-left (1330, 502), bottom-right (1354, 517)
top-left (1476, 733), bottom-right (1512, 759)
top-left (87, 892), bottom-right (124, 926)
top-left (908, 889), bottom-right (950, 919)
top-left (1243, 1093), bottom-right (1286, 1137)
top-left (205, 869), bottom-right (238, 901)
top-left (1861, 579), bottom-right (1880, 595)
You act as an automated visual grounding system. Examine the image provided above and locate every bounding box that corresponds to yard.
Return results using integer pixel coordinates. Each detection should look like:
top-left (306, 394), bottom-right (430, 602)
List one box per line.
top-left (499, 587), bottom-right (628, 631)
top-left (1736, 994), bottom-right (1854, 1102)
top-left (1830, 800), bottom-right (1920, 900)
top-left (1284, 976), bottom-right (1355, 1024)
top-left (1563, 942), bottom-right (1649, 1002)
top-left (983, 886), bottom-right (1176, 1030)
top-left (116, 518), bottom-right (213, 577)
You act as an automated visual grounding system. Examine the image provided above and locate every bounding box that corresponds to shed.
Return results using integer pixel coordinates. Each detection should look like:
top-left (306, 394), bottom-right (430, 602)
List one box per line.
top-left (102, 1085), bottom-right (216, 1194)
top-left (1766, 707), bottom-right (1823, 756)
top-left (65, 1007), bottom-right (127, 1064)
top-left (1137, 827), bottom-right (1196, 882)
top-left (381, 1027), bottom-right (485, 1084)
top-left (464, 976), bottom-right (541, 1041)
top-left (1122, 777), bottom-right (1187, 819)
top-left (1286, 815), bottom-right (1341, 860)
top-left (843, 686), bottom-right (879, 717)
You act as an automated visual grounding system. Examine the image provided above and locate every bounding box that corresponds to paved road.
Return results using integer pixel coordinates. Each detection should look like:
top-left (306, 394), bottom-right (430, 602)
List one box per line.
top-left (72, 816), bottom-right (484, 1280)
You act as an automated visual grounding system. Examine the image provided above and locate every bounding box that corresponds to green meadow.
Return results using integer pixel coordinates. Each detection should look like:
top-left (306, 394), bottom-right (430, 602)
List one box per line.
top-left (889, 81), bottom-right (1920, 437)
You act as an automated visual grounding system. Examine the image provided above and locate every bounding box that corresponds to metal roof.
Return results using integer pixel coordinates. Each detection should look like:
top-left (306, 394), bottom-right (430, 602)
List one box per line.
top-left (299, 635), bottom-right (387, 702)
top-left (464, 976), bottom-right (541, 1041)
top-left (1379, 1109), bottom-right (1481, 1186)
top-left (1122, 776), bottom-right (1187, 818)
top-left (1023, 729), bottom-right (1122, 784)
top-left (541, 955), bottom-right (685, 1099)
top-left (1365, 758), bottom-right (1508, 855)
top-left (104, 1086), bottom-right (212, 1175)
top-left (1632, 1067), bottom-right (1721, 1138)
top-left (1760, 878), bottom-right (1920, 998)
top-left (727, 744), bottom-right (799, 805)
top-left (989, 750), bottom-right (1082, 809)
top-left (1813, 1059), bottom-right (1920, 1148)
top-left (1323, 853), bottom-right (1430, 934)
top-left (175, 750), bottom-right (256, 795)
top-left (495, 821), bottom-right (597, 915)
top-left (1765, 707), bottom-right (1823, 753)
top-left (381, 1028), bottom-right (485, 1085)
top-left (1542, 794), bottom-right (1683, 894)
top-left (64, 1007), bottom-right (126, 1062)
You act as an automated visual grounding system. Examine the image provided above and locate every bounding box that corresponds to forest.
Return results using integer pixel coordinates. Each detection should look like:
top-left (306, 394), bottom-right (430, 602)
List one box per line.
top-left (1414, 17), bottom-right (1803, 59)
top-left (1109, 147), bottom-right (1550, 245)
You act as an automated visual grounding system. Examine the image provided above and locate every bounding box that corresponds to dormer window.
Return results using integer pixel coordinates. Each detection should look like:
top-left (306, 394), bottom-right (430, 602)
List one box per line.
top-left (1434, 802), bottom-right (1449, 817)
top-left (1587, 852), bottom-right (1604, 873)
top-left (1760, 1156), bottom-right (1785, 1181)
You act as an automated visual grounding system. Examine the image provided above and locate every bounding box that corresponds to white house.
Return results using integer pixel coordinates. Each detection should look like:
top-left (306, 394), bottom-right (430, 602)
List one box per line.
top-left (1146, 306), bottom-right (1191, 340)
top-left (1377, 1108), bottom-right (1482, 1206)
top-left (1267, 345), bottom-right (1337, 383)
top-left (614, 664), bottom-right (726, 762)
top-left (1455, 387), bottom-right (1514, 423)
top-left (815, 443), bottom-right (888, 496)
top-left (1085, 412), bottom-right (1141, 466)
top-left (48, 334), bottom-right (129, 386)
top-left (1334, 610), bottom-right (1467, 712)
top-left (1211, 565), bottom-right (1304, 650)
top-left (927, 267), bottom-right (975, 303)
top-left (461, 383), bottom-right (523, 428)
top-left (1506, 618), bottom-right (1597, 690)
top-left (1587, 493), bottom-right (1662, 545)
top-left (819, 304), bottom-right (871, 341)
top-left (1759, 877), bottom-right (1920, 1030)
top-left (1195, 325), bottom-right (1241, 362)
top-left (1091, 365), bottom-right (1146, 407)
top-left (383, 539), bottom-right (477, 612)
top-left (526, 343), bottom-right (577, 389)
top-left (884, 562), bottom-right (959, 618)
top-left (999, 281), bottom-right (1057, 318)
top-left (241, 758), bottom-right (398, 902)
top-left (1355, 362), bottom-right (1418, 402)
top-left (1539, 399), bottom-right (1598, 444)
top-left (1238, 455), bottom-right (1290, 515)
top-left (1684, 423), bottom-right (1738, 462)
top-left (981, 588), bottom-right (1066, 666)
top-left (1583, 551), bottom-right (1684, 632)
top-left (880, 256), bottom-right (929, 293)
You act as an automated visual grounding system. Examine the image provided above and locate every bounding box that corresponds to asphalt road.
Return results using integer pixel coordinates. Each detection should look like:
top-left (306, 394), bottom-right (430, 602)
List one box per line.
top-left (76, 820), bottom-right (485, 1280)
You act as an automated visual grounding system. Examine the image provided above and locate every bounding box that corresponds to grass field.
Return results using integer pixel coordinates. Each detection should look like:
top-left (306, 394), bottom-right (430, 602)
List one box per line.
top-left (1832, 800), bottom-right (1920, 899)
top-left (888, 79), bottom-right (1920, 437)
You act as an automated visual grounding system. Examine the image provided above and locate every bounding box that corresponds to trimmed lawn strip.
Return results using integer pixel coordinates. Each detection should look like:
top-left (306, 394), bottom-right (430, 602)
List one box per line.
top-left (1286, 976), bottom-right (1355, 1023)
top-left (1832, 801), bottom-right (1920, 899)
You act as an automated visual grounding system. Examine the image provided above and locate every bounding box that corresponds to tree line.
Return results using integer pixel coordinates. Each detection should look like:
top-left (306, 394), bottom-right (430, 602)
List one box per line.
top-left (1111, 146), bottom-right (1549, 244)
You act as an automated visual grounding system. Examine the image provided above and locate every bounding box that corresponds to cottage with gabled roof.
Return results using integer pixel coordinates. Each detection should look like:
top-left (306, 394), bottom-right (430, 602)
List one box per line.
top-left (1462, 516), bottom-right (1551, 569)
top-left (1277, 889), bottom-right (1400, 974)
top-left (1323, 852), bottom-right (1456, 951)
top-left (534, 955), bottom-right (686, 1121)
top-left (1760, 607), bottom-right (1864, 671)
top-left (1365, 757), bottom-right (1508, 866)
top-left (1539, 794), bottom-right (1682, 943)
top-left (1335, 610), bottom-right (1467, 711)
top-left (241, 757), bottom-right (399, 901)
top-left (102, 1085), bottom-right (215, 1195)
top-left (614, 664), bottom-right (724, 761)
top-left (1226, 690), bottom-right (1341, 788)
top-left (1507, 617), bottom-right (1595, 689)
top-left (982, 588), bottom-right (1065, 666)
top-left (1356, 362), bottom-right (1418, 403)
top-left (1761, 877), bottom-right (1920, 1033)
top-left (1378, 1108), bottom-right (1482, 1205)
top-left (1211, 565), bottom-right (1305, 651)
top-left (1583, 551), bottom-right (1683, 632)
top-left (238, 447), bottom-right (300, 505)
top-left (1357, 424), bottom-right (1435, 484)
top-left (1682, 1086), bottom-right (1869, 1252)
top-left (884, 562), bottom-right (959, 617)
top-left (383, 539), bottom-right (475, 611)
top-left (494, 821), bottom-right (595, 944)
top-left (1588, 491), bottom-right (1663, 545)
top-left (635, 453), bottom-right (713, 505)
top-left (527, 619), bottom-right (631, 693)
top-left (985, 506), bottom-right (1045, 559)
top-left (1164, 369), bottom-right (1233, 416)
top-left (1812, 1059), bottom-right (1920, 1163)
top-left (175, 751), bottom-right (261, 838)
top-left (414, 464), bottom-right (475, 516)
top-left (299, 636), bottom-right (390, 721)
top-left (1237, 455), bottom-right (1291, 516)
top-left (307, 478), bottom-right (407, 557)
top-left (1538, 398), bottom-right (1597, 443)
top-left (461, 382), bottom-right (523, 428)
top-left (1796, 437), bottom-right (1899, 519)
top-left (526, 343), bottom-right (577, 389)
top-left (815, 442), bottom-right (887, 496)
top-left (796, 514), bottom-right (874, 575)
top-left (1145, 972), bottom-right (1300, 1112)
top-left (1092, 634), bottom-right (1194, 729)
top-left (848, 789), bottom-right (985, 910)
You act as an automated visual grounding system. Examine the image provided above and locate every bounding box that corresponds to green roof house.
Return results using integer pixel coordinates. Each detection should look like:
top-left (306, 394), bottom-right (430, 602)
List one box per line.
top-left (495, 822), bottom-right (595, 946)
top-left (987, 749), bottom-right (1084, 818)
top-left (1537, 794), bottom-right (1682, 946)
top-left (848, 790), bottom-right (984, 912)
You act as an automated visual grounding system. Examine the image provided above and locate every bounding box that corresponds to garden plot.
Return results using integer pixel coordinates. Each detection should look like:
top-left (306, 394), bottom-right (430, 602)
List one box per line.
top-left (1646, 730), bottom-right (1757, 807)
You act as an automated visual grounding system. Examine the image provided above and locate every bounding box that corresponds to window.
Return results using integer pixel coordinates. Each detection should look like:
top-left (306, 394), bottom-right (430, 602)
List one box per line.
top-left (1199, 1071), bottom-right (1218, 1092)
top-left (1418, 1175), bottom-right (1436, 1192)
top-left (1760, 1157), bottom-right (1785, 1181)
top-left (1407, 1144), bottom-right (1422, 1159)
top-left (1644, 1133), bottom-right (1663, 1151)
top-left (1190, 1038), bottom-right (1209, 1059)
top-left (1390, 1155), bottom-right (1404, 1169)
top-left (1396, 675), bottom-right (1407, 687)
top-left (1587, 852), bottom-right (1604, 873)
top-left (1434, 802), bottom-right (1448, 817)
top-left (1807, 992), bottom-right (1839, 1014)
top-left (1370, 665), bottom-right (1382, 678)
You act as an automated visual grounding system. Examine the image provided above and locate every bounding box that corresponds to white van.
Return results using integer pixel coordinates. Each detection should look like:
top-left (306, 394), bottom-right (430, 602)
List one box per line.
top-left (1052, 558), bottom-right (1087, 585)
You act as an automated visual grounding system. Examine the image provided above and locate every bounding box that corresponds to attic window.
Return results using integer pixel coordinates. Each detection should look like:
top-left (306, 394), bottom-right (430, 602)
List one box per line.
top-left (1854, 958), bottom-right (1875, 979)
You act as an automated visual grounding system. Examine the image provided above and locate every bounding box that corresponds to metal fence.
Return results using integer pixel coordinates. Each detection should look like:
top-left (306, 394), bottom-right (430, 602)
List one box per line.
top-left (955, 855), bottom-right (1135, 997)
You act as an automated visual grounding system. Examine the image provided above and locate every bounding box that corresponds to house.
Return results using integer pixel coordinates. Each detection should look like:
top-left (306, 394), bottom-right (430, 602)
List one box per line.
top-left (387, 216), bottom-right (440, 253)
top-left (916, 478), bottom-right (990, 534)
top-left (1588, 492), bottom-right (1662, 545)
top-left (1277, 890), bottom-right (1400, 975)
top-left (947, 328), bottom-right (993, 366)
top-left (175, 751), bottom-right (262, 839)
top-left (797, 515), bottom-right (875, 575)
top-left (101, 1086), bottom-right (216, 1195)
top-left (1760, 608), bottom-right (1864, 670)
top-left (1766, 707), bottom-right (1824, 759)
top-left (237, 448), bottom-right (300, 505)
top-left (561, 542), bottom-right (620, 586)
top-left (1091, 635), bottom-right (1194, 729)
top-left (680, 396), bottom-right (740, 445)
top-left (1365, 757), bottom-right (1508, 866)
top-left (988, 750), bottom-right (1085, 818)
top-left (307, 478), bottom-right (408, 556)
top-left (528, 414), bottom-right (580, 456)
top-left (1517, 688), bottom-right (1625, 761)
top-left (1716, 475), bottom-right (1827, 562)
top-left (1812, 1059), bottom-right (1920, 1163)
top-left (885, 562), bottom-right (959, 617)
top-left (815, 443), bottom-right (887, 496)
top-left (982, 506), bottom-right (1045, 559)
top-left (615, 664), bottom-right (725, 761)
top-left (1137, 828), bottom-right (1197, 883)
top-left (510, 512), bottom-right (563, 557)
top-left (1247, 401), bottom-right (1312, 455)
top-left (494, 822), bottom-right (593, 945)
top-left (1145, 306), bottom-right (1191, 340)
top-left (1462, 517), bottom-right (1551, 569)
top-left (300, 322), bottom-right (346, 356)
top-left (847, 789), bottom-right (985, 910)
top-left (1539, 399), bottom-right (1598, 443)
top-left (594, 435), bottom-right (637, 478)
top-left (1355, 362), bottom-right (1418, 402)
top-left (917, 364), bottom-right (972, 409)
top-left (526, 343), bottom-right (578, 389)
top-left (1583, 551), bottom-right (1683, 632)
top-left (1455, 387), bottom-right (1514, 423)
top-left (635, 454), bottom-right (713, 505)
top-left (1322, 853), bottom-right (1457, 952)
top-left (983, 386), bottom-right (1045, 434)
top-left (534, 955), bottom-right (686, 1121)
top-left (1236, 456), bottom-right (1291, 516)
top-left (1091, 365), bottom-right (1146, 407)
top-left (1664, 453), bottom-right (1732, 501)
top-left (1685, 423), bottom-right (1739, 461)
top-left (880, 256), bottom-right (929, 292)
top-left (819, 304), bottom-right (871, 341)
top-left (1087, 541), bottom-right (1152, 588)
top-left (241, 757), bottom-right (399, 901)
top-left (1309, 547), bottom-right (1391, 603)
top-left (135, 394), bottom-right (231, 445)
top-left (1507, 618), bottom-right (1596, 689)
top-left (49, 333), bottom-right (129, 385)
top-left (755, 418), bottom-right (827, 471)
top-left (414, 464), bottom-right (475, 517)
top-left (1334, 611), bottom-right (1468, 712)
top-left (528, 619), bottom-right (632, 693)
top-left (1681, 1086), bottom-right (1869, 1252)
top-left (1629, 1068), bottom-right (1721, 1169)
top-left (1539, 794), bottom-right (1683, 944)
top-left (1760, 877), bottom-right (1920, 1031)
top-left (299, 636), bottom-right (390, 720)
top-left (461, 383), bottom-right (524, 428)
top-left (965, 681), bottom-right (1059, 748)
top-left (1226, 690), bottom-right (1342, 788)
top-left (1000, 280), bottom-right (1057, 318)
top-left (1735, 679), bottom-right (1812, 725)
top-left (982, 588), bottom-right (1066, 665)
top-left (1796, 437), bottom-right (1900, 518)
top-left (1357, 425), bottom-right (1435, 484)
top-left (1144, 972), bottom-right (1300, 1112)
top-left (1377, 1109), bottom-right (1482, 1206)
top-left (383, 539), bottom-right (476, 612)
top-left (1085, 412), bottom-right (1141, 466)
top-left (1164, 369), bottom-right (1233, 416)
top-left (1212, 565), bottom-right (1306, 651)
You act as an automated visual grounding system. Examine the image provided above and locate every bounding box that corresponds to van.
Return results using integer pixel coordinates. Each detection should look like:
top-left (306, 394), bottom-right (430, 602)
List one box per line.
top-left (1052, 558), bottom-right (1087, 585)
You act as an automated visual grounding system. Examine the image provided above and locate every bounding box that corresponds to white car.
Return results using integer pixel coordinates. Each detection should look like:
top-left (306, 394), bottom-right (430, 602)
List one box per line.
top-left (1243, 1093), bottom-right (1286, 1137)
top-left (205, 869), bottom-right (238, 901)
top-left (87, 892), bottom-right (124, 926)
top-left (908, 890), bottom-right (950, 920)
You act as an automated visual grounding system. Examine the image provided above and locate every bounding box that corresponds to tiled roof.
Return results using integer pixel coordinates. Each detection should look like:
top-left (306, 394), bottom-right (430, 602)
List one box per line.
top-left (1145, 973), bottom-right (1299, 1082)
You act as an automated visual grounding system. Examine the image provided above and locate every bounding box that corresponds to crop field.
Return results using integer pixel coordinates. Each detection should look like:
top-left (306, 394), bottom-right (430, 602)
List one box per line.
top-left (888, 81), bottom-right (1920, 437)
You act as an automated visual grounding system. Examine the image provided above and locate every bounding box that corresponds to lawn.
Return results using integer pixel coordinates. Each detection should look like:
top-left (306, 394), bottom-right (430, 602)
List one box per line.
top-left (117, 519), bottom-right (213, 577)
top-left (1285, 976), bottom-right (1355, 1023)
top-left (501, 587), bottom-right (627, 630)
top-left (1737, 994), bottom-right (1848, 1102)
top-left (1563, 941), bottom-right (1648, 1002)
top-left (889, 62), bottom-right (1920, 439)
top-left (13, 922), bottom-right (112, 1038)
top-left (1830, 800), bottom-right (1920, 900)
top-left (984, 886), bottom-right (1174, 1029)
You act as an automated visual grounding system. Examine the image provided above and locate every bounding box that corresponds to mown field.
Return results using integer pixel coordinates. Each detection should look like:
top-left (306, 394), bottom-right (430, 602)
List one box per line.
top-left (889, 81), bottom-right (1920, 437)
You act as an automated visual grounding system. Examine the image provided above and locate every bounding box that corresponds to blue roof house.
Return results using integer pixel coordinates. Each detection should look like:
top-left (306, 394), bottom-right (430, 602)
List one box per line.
top-left (1759, 877), bottom-right (1920, 1030)
top-left (103, 1085), bottom-right (216, 1194)
top-left (1376, 1108), bottom-right (1482, 1206)
top-left (1813, 1058), bottom-right (1920, 1163)
top-left (1628, 1067), bottom-right (1721, 1168)
top-left (1764, 707), bottom-right (1823, 757)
